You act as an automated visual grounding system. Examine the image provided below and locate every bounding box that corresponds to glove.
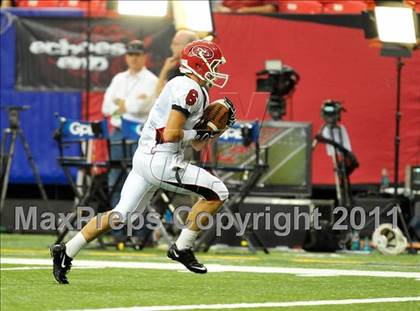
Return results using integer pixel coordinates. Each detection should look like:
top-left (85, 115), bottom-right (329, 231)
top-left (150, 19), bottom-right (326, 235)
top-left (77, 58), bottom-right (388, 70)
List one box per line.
top-left (194, 128), bottom-right (216, 141)
top-left (224, 97), bottom-right (236, 128)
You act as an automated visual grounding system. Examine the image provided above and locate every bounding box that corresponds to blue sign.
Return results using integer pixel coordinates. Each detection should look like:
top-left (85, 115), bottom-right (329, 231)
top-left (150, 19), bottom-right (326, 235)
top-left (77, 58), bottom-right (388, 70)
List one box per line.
top-left (59, 118), bottom-right (109, 141)
top-left (121, 118), bottom-right (143, 141)
top-left (218, 122), bottom-right (260, 144)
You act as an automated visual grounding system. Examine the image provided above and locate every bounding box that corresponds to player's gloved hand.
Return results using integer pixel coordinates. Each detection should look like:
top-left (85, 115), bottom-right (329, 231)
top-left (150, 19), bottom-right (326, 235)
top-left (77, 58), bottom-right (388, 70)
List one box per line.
top-left (194, 128), bottom-right (216, 141)
top-left (224, 97), bottom-right (236, 128)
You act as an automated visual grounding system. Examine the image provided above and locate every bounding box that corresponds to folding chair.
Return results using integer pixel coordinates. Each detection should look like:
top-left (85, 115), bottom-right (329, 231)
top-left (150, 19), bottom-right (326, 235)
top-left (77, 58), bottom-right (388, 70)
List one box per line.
top-left (278, 1), bottom-right (323, 14)
top-left (60, 0), bottom-right (108, 16)
top-left (54, 116), bottom-right (117, 244)
top-left (323, 1), bottom-right (367, 14)
top-left (194, 121), bottom-right (270, 254)
top-left (17, 0), bottom-right (59, 8)
top-left (120, 117), bottom-right (143, 159)
top-left (120, 118), bottom-right (174, 249)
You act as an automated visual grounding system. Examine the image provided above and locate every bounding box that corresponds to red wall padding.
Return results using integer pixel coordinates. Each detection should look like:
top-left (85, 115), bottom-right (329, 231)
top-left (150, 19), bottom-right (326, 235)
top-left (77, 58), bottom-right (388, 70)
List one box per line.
top-left (82, 92), bottom-right (108, 175)
top-left (209, 14), bottom-right (420, 184)
top-left (84, 14), bottom-right (420, 185)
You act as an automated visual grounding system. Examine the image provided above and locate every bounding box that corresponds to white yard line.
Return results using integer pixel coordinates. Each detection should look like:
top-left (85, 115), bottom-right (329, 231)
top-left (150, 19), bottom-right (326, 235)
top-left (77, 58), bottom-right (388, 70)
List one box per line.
top-left (1, 266), bottom-right (51, 271)
top-left (0, 266), bottom-right (99, 271)
top-left (68, 297), bottom-right (420, 311)
top-left (1, 257), bottom-right (420, 280)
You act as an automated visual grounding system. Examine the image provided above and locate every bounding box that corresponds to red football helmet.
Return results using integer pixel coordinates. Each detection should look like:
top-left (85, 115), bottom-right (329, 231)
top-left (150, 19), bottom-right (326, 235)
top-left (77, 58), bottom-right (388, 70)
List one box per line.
top-left (180, 40), bottom-right (228, 88)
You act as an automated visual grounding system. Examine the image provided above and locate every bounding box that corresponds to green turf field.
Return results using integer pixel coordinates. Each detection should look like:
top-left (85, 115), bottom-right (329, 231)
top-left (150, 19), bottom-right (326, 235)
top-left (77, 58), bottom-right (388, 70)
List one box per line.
top-left (1, 233), bottom-right (419, 311)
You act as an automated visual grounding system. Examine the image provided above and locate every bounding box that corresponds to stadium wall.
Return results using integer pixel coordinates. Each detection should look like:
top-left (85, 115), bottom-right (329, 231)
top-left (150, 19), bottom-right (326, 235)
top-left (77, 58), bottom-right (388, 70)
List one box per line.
top-left (1, 10), bottom-right (419, 185)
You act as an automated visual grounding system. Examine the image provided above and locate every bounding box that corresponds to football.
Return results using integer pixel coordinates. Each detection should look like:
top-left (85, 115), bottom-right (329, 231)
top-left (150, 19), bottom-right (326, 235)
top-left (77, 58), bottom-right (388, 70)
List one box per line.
top-left (196, 99), bottom-right (230, 132)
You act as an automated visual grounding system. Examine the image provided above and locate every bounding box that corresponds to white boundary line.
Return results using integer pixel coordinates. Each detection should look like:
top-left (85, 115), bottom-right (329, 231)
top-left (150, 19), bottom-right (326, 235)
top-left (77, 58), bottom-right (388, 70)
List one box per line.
top-left (1, 257), bottom-right (420, 280)
top-left (68, 297), bottom-right (420, 311)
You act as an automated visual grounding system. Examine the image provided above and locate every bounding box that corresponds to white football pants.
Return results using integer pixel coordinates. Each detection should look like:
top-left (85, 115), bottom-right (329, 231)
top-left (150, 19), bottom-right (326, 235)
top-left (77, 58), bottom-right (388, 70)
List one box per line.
top-left (113, 149), bottom-right (229, 222)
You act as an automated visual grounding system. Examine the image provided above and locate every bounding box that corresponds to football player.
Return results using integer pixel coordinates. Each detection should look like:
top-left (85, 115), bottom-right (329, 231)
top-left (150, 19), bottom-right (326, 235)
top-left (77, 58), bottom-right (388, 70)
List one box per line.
top-left (50, 40), bottom-right (236, 283)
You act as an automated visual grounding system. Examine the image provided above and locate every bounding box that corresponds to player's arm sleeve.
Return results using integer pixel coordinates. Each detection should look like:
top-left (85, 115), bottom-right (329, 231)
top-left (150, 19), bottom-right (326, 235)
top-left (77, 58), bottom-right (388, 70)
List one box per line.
top-left (170, 86), bottom-right (200, 119)
top-left (124, 77), bottom-right (158, 115)
top-left (102, 77), bottom-right (119, 117)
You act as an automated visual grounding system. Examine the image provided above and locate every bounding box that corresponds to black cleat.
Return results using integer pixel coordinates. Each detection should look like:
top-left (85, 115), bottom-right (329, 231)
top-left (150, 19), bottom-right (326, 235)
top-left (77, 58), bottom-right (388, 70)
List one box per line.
top-left (167, 244), bottom-right (207, 274)
top-left (50, 243), bottom-right (73, 284)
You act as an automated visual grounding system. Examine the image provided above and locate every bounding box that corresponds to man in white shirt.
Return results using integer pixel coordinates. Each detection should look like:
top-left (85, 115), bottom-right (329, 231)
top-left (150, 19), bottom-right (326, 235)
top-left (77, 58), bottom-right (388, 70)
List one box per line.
top-left (102, 40), bottom-right (158, 218)
top-left (102, 40), bottom-right (158, 127)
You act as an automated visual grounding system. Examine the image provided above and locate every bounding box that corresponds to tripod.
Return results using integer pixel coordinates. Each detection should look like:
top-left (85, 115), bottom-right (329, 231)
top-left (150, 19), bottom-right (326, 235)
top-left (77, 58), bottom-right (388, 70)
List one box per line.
top-left (0, 106), bottom-right (48, 212)
top-left (366, 57), bottom-right (415, 254)
top-left (313, 121), bottom-right (355, 248)
top-left (390, 58), bottom-right (414, 252)
top-left (318, 123), bottom-right (353, 209)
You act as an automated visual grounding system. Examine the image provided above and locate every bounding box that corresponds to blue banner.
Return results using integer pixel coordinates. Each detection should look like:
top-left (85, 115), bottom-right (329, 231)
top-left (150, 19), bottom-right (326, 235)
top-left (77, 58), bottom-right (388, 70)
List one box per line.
top-left (58, 118), bottom-right (109, 141)
top-left (219, 122), bottom-right (260, 144)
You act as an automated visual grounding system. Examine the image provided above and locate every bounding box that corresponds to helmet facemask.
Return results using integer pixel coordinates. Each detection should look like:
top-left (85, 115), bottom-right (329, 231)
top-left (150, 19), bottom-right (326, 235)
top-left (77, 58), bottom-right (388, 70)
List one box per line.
top-left (180, 50), bottom-right (229, 88)
top-left (201, 54), bottom-right (229, 88)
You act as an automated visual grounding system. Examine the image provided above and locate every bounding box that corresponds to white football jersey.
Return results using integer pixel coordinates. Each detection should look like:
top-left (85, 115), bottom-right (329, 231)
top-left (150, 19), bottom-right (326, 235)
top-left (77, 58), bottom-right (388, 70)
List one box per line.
top-left (138, 75), bottom-right (209, 154)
